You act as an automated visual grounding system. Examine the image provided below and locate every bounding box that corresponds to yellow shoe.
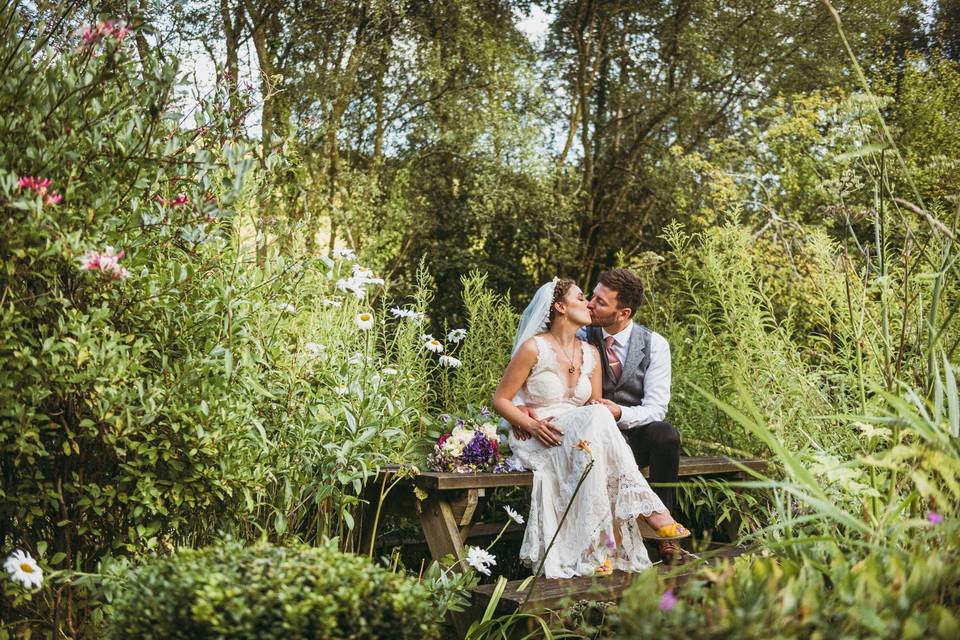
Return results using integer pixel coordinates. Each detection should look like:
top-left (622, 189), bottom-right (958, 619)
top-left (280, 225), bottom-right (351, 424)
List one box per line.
top-left (638, 519), bottom-right (691, 541)
top-left (595, 558), bottom-right (613, 576)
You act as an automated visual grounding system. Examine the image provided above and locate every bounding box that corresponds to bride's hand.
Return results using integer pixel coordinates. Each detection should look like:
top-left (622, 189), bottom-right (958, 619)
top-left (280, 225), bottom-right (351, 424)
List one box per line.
top-left (522, 416), bottom-right (564, 448)
top-left (512, 406), bottom-right (538, 440)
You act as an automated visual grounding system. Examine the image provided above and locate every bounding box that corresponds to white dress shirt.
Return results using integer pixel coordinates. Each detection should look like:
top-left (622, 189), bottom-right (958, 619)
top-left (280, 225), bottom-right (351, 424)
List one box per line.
top-left (601, 323), bottom-right (671, 429)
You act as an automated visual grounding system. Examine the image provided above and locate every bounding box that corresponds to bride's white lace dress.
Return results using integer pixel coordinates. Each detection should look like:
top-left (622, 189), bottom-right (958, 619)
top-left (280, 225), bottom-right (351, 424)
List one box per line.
top-left (509, 335), bottom-right (667, 578)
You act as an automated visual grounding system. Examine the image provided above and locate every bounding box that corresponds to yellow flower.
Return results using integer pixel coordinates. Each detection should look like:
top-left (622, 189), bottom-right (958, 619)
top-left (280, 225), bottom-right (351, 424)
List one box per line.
top-left (575, 440), bottom-right (593, 456)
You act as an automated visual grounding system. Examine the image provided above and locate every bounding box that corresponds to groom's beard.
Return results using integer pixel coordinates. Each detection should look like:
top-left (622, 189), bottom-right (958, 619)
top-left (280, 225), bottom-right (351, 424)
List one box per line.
top-left (589, 314), bottom-right (615, 328)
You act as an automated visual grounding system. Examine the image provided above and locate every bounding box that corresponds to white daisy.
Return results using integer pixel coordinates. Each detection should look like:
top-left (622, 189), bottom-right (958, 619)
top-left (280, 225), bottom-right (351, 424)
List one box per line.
top-left (322, 299), bottom-right (342, 308)
top-left (390, 307), bottom-right (425, 322)
top-left (447, 328), bottom-right (467, 343)
top-left (352, 264), bottom-right (373, 279)
top-left (277, 302), bottom-right (297, 314)
top-left (503, 506), bottom-right (524, 525)
top-left (332, 247), bottom-right (356, 260)
top-left (355, 312), bottom-right (374, 330)
top-left (465, 546), bottom-right (497, 576)
top-left (424, 338), bottom-right (444, 353)
top-left (334, 385), bottom-right (349, 396)
top-left (4, 550), bottom-right (43, 589)
top-left (382, 367), bottom-right (399, 376)
top-left (420, 333), bottom-right (435, 342)
top-left (304, 342), bottom-right (325, 354)
top-left (438, 355), bottom-right (462, 368)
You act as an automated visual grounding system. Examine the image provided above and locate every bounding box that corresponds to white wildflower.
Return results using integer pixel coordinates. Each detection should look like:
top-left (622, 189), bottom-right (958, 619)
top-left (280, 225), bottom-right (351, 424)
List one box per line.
top-left (277, 302), bottom-right (297, 314)
top-left (503, 506), bottom-right (524, 525)
top-left (438, 355), bottom-right (461, 367)
top-left (4, 550), bottom-right (43, 589)
top-left (322, 298), bottom-right (343, 308)
top-left (352, 264), bottom-right (374, 279)
top-left (335, 385), bottom-right (349, 396)
top-left (382, 367), bottom-right (399, 376)
top-left (304, 342), bottom-right (325, 354)
top-left (355, 312), bottom-right (374, 331)
top-left (390, 307), bottom-right (425, 322)
top-left (479, 422), bottom-right (498, 440)
top-left (465, 546), bottom-right (497, 576)
top-left (420, 333), bottom-right (435, 342)
top-left (332, 247), bottom-right (356, 261)
top-left (447, 328), bottom-right (467, 343)
top-left (424, 338), bottom-right (444, 353)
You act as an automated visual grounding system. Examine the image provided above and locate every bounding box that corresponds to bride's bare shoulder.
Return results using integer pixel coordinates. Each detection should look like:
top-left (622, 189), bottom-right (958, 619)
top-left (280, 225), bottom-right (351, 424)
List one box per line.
top-left (515, 336), bottom-right (542, 358)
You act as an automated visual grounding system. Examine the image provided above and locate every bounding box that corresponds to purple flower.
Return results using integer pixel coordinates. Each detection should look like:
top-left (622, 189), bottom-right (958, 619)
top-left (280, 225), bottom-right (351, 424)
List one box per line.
top-left (461, 431), bottom-right (496, 466)
top-left (438, 413), bottom-right (451, 423)
top-left (927, 511), bottom-right (944, 524)
top-left (455, 417), bottom-right (466, 429)
top-left (658, 588), bottom-right (678, 612)
top-left (479, 406), bottom-right (491, 418)
top-left (504, 457), bottom-right (526, 472)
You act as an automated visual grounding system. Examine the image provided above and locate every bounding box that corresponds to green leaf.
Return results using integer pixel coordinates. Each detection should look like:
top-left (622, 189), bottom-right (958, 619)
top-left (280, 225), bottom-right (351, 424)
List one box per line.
top-left (944, 352), bottom-right (959, 438)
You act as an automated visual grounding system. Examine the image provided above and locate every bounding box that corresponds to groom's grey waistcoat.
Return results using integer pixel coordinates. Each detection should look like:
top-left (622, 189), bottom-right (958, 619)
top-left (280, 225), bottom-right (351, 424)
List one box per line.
top-left (584, 323), bottom-right (653, 408)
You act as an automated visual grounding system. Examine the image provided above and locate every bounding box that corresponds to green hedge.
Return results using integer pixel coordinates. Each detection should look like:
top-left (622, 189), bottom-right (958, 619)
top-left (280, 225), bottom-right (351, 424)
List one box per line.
top-left (105, 542), bottom-right (441, 639)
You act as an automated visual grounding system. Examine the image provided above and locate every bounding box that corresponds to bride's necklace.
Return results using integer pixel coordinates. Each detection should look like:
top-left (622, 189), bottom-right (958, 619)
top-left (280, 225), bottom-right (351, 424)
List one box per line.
top-left (555, 339), bottom-right (579, 374)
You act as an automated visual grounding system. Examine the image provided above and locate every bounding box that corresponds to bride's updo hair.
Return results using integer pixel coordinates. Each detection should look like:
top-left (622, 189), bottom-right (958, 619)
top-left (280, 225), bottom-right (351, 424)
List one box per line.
top-left (546, 278), bottom-right (576, 327)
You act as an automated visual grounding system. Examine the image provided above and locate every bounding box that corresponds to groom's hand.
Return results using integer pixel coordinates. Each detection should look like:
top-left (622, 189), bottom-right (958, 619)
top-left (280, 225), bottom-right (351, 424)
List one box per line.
top-left (513, 406), bottom-right (538, 441)
top-left (599, 399), bottom-right (622, 420)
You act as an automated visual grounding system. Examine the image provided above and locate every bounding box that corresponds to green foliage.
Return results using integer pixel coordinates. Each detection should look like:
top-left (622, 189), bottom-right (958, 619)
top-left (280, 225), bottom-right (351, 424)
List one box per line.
top-left (615, 543), bottom-right (960, 640)
top-left (104, 541), bottom-right (441, 640)
top-left (446, 272), bottom-right (518, 412)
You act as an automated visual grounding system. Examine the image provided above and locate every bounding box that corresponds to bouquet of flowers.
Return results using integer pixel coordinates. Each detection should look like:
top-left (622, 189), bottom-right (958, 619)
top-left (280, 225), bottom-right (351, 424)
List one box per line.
top-left (427, 407), bottom-right (503, 473)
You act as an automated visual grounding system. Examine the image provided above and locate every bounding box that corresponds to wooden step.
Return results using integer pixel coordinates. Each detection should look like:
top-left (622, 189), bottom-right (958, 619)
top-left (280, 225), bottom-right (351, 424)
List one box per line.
top-left (470, 544), bottom-right (749, 615)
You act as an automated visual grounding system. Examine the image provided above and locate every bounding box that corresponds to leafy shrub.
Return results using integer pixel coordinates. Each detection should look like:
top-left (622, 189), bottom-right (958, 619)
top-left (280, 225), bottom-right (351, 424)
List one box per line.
top-left (614, 541), bottom-right (960, 640)
top-left (104, 541), bottom-right (441, 639)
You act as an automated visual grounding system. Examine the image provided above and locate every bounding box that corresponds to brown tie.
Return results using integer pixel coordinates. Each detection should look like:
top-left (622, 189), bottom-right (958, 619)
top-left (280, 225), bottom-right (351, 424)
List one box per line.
top-left (604, 335), bottom-right (622, 383)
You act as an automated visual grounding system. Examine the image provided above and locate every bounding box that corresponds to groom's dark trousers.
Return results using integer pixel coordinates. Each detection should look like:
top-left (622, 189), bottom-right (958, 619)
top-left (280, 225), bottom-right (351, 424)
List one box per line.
top-left (622, 421), bottom-right (681, 514)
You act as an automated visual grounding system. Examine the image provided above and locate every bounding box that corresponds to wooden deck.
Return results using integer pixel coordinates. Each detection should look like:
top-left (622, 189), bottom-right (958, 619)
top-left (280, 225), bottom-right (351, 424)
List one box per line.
top-left (470, 544), bottom-right (749, 616)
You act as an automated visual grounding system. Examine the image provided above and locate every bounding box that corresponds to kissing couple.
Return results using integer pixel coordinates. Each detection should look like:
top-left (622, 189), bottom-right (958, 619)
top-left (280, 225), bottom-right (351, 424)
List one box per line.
top-left (492, 268), bottom-right (689, 579)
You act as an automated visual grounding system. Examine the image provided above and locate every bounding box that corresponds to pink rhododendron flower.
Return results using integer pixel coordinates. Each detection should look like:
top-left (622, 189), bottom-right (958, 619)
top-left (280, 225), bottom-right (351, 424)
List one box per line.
top-left (18, 176), bottom-right (62, 206)
top-left (155, 193), bottom-right (189, 207)
top-left (82, 20), bottom-right (129, 45)
top-left (80, 247), bottom-right (129, 280)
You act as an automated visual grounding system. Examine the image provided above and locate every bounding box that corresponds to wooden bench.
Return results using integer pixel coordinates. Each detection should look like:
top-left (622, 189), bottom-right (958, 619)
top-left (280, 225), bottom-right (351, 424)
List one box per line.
top-left (360, 455), bottom-right (766, 637)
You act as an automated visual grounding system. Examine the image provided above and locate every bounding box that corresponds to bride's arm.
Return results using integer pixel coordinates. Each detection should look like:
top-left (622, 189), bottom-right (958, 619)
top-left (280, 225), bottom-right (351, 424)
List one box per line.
top-left (492, 339), bottom-right (564, 447)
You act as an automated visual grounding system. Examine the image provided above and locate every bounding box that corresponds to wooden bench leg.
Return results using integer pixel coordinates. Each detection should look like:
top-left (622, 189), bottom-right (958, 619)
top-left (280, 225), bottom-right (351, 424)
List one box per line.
top-left (419, 493), bottom-right (477, 638)
top-left (419, 494), bottom-right (467, 566)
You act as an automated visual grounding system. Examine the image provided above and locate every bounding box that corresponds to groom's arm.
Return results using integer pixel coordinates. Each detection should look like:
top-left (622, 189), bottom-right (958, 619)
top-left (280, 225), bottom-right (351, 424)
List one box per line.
top-left (616, 334), bottom-right (671, 428)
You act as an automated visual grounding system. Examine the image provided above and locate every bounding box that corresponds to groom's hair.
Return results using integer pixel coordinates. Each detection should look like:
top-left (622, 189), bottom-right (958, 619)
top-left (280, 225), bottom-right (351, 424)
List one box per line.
top-left (598, 269), bottom-right (644, 318)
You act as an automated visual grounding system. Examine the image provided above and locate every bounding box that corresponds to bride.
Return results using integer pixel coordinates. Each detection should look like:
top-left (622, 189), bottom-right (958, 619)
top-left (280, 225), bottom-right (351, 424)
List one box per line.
top-left (492, 278), bottom-right (689, 579)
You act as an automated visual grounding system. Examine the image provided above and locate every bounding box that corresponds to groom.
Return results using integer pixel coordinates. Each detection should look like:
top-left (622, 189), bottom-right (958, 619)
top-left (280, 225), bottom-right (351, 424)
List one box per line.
top-left (580, 268), bottom-right (680, 509)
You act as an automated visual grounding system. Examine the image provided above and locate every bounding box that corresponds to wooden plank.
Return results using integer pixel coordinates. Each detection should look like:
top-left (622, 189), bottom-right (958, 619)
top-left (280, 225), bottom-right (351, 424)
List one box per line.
top-left (470, 544), bottom-right (749, 615)
top-left (409, 456), bottom-right (767, 491)
top-left (413, 471), bottom-right (533, 491)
